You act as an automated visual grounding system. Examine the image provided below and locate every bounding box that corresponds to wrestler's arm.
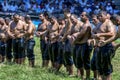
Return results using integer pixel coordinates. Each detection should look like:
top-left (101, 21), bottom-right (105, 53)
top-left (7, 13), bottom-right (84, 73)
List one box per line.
top-left (73, 26), bottom-right (90, 40)
top-left (35, 24), bottom-right (41, 36)
top-left (62, 28), bottom-right (71, 41)
top-left (39, 30), bottom-right (47, 35)
top-left (88, 32), bottom-right (96, 46)
top-left (104, 21), bottom-right (116, 42)
top-left (7, 24), bottom-right (15, 38)
top-left (62, 20), bottom-right (72, 41)
top-left (58, 27), bottom-right (64, 41)
top-left (36, 24), bottom-right (47, 37)
top-left (99, 22), bottom-right (116, 46)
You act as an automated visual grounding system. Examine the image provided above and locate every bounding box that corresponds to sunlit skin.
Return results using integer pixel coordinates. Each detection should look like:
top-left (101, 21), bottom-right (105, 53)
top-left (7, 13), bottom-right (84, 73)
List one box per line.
top-left (36, 13), bottom-right (50, 67)
top-left (91, 12), bottom-right (116, 80)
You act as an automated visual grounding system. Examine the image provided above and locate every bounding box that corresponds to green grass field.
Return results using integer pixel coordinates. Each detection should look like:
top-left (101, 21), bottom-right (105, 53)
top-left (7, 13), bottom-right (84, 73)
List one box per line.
top-left (0, 37), bottom-right (120, 80)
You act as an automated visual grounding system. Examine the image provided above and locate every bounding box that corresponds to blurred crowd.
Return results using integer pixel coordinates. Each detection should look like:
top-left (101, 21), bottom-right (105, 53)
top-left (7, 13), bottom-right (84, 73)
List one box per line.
top-left (0, 0), bottom-right (120, 15)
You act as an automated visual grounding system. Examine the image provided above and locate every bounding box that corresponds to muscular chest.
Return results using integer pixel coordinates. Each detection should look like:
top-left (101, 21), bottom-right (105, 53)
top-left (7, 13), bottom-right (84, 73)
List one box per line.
top-left (97, 23), bottom-right (107, 33)
top-left (38, 24), bottom-right (46, 31)
top-left (49, 24), bottom-right (58, 33)
top-left (71, 25), bottom-right (80, 34)
top-left (10, 22), bottom-right (23, 31)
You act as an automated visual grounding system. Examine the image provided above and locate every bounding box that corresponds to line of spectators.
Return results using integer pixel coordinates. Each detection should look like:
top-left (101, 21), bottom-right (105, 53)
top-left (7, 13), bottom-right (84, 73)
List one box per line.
top-left (0, 0), bottom-right (119, 15)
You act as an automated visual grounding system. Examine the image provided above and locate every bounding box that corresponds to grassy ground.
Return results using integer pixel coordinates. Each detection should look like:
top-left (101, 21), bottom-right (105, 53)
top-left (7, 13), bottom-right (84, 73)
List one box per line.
top-left (0, 37), bottom-right (120, 80)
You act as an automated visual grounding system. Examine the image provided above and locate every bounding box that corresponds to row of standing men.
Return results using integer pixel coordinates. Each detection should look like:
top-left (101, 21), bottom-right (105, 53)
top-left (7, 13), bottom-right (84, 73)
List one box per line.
top-left (36, 10), bottom-right (119, 80)
top-left (0, 10), bottom-right (120, 80)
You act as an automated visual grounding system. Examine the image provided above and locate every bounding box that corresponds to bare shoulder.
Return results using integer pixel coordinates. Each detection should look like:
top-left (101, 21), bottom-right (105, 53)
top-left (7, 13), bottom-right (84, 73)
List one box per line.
top-left (47, 21), bottom-right (51, 26)
top-left (106, 19), bottom-right (115, 30)
top-left (85, 22), bottom-right (92, 32)
top-left (20, 20), bottom-right (26, 25)
top-left (79, 21), bottom-right (83, 27)
top-left (84, 22), bottom-right (91, 28)
top-left (32, 23), bottom-right (36, 28)
top-left (106, 20), bottom-right (114, 26)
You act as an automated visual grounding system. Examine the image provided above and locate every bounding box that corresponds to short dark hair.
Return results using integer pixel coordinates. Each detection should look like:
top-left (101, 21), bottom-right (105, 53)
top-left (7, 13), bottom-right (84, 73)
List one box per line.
top-left (5, 17), bottom-right (11, 22)
top-left (99, 11), bottom-right (107, 16)
top-left (44, 11), bottom-right (49, 17)
top-left (85, 12), bottom-right (90, 18)
top-left (81, 12), bottom-right (90, 18)
top-left (13, 13), bottom-right (19, 18)
top-left (49, 15), bottom-right (56, 20)
top-left (25, 15), bottom-right (31, 20)
top-left (92, 14), bottom-right (98, 19)
top-left (63, 8), bottom-right (70, 14)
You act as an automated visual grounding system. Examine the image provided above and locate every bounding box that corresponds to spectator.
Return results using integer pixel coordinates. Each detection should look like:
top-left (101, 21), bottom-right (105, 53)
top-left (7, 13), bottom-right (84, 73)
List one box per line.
top-left (2, 0), bottom-right (9, 11)
top-left (47, 3), bottom-right (54, 13)
top-left (36, 0), bottom-right (42, 5)
top-left (19, 2), bottom-right (26, 12)
top-left (24, 0), bottom-right (31, 11)
top-left (94, 6), bottom-right (101, 15)
top-left (83, 5), bottom-right (92, 14)
top-left (35, 4), bottom-right (41, 13)
top-left (9, 2), bottom-right (18, 12)
top-left (90, 3), bottom-right (96, 11)
top-left (58, 0), bottom-right (64, 10)
top-left (106, 2), bottom-right (113, 14)
top-left (78, 0), bottom-right (88, 7)
top-left (63, 0), bottom-right (72, 8)
top-left (111, 0), bottom-right (116, 10)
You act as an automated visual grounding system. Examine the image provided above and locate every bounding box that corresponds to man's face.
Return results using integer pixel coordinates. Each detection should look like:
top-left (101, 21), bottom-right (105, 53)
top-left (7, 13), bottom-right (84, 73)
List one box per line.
top-left (58, 20), bottom-right (62, 24)
top-left (13, 15), bottom-right (19, 22)
top-left (70, 15), bottom-right (76, 24)
top-left (92, 17), bottom-right (98, 25)
top-left (39, 14), bottom-right (44, 20)
top-left (61, 20), bottom-right (65, 25)
top-left (50, 18), bottom-right (55, 24)
top-left (0, 18), bottom-right (4, 25)
top-left (80, 12), bottom-right (86, 22)
top-left (98, 13), bottom-right (106, 22)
